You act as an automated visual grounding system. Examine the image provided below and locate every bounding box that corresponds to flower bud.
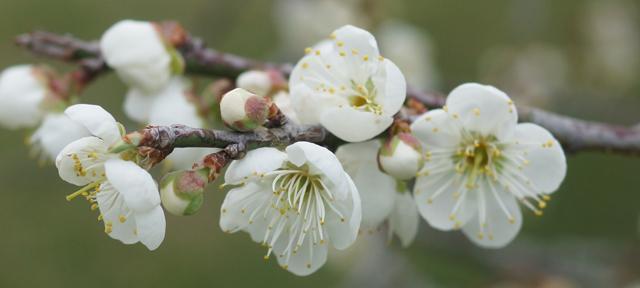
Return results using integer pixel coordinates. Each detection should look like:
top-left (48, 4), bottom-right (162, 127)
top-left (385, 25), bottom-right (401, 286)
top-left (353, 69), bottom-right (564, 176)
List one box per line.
top-left (220, 88), bottom-right (270, 131)
top-left (378, 133), bottom-right (423, 180)
top-left (101, 20), bottom-right (181, 93)
top-left (160, 169), bottom-right (208, 216)
top-left (0, 65), bottom-right (50, 129)
top-left (236, 70), bottom-right (272, 96)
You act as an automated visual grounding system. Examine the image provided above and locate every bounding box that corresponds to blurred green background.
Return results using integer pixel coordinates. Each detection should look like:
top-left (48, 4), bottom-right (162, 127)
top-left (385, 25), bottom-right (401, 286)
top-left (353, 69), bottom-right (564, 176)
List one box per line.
top-left (1, 0), bottom-right (639, 287)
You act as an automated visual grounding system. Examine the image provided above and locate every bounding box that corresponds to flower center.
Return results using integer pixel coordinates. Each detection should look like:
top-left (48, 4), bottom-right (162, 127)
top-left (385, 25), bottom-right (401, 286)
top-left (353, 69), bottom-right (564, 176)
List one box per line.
top-left (453, 133), bottom-right (503, 190)
top-left (348, 78), bottom-right (382, 115)
top-left (258, 165), bottom-right (344, 269)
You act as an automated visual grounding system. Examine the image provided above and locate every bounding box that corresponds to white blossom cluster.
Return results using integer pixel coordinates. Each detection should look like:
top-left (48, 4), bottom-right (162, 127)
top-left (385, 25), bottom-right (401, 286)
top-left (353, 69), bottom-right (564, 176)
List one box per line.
top-left (0, 20), bottom-right (567, 276)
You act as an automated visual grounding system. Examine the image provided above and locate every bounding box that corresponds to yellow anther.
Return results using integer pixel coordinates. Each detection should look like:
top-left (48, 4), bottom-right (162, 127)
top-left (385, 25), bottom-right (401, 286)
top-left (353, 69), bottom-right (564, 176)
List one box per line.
top-left (449, 214), bottom-right (456, 221)
top-left (442, 106), bottom-right (448, 112)
top-left (453, 221), bottom-right (461, 229)
top-left (542, 195), bottom-right (551, 201)
top-left (328, 87), bottom-right (335, 94)
top-left (325, 64), bottom-right (331, 69)
top-left (378, 55), bottom-right (384, 61)
top-left (477, 232), bottom-right (484, 239)
top-left (362, 55), bottom-right (369, 61)
top-left (263, 255), bottom-right (270, 261)
top-left (90, 203), bottom-right (98, 211)
top-left (119, 215), bottom-right (127, 223)
top-left (306, 263), bottom-right (312, 269)
top-left (304, 47), bottom-right (312, 54)
top-left (351, 48), bottom-right (359, 55)
top-left (315, 50), bottom-right (320, 56)
top-left (534, 210), bottom-right (543, 216)
top-left (337, 41), bottom-right (344, 47)
top-left (432, 127), bottom-right (439, 133)
top-left (339, 51), bottom-right (346, 57)
top-left (508, 217), bottom-right (515, 224)
top-left (302, 63), bottom-right (309, 69)
top-left (473, 108), bottom-right (481, 116)
top-left (427, 198), bottom-right (433, 204)
top-left (538, 201), bottom-right (547, 209)
top-left (329, 33), bottom-right (336, 39)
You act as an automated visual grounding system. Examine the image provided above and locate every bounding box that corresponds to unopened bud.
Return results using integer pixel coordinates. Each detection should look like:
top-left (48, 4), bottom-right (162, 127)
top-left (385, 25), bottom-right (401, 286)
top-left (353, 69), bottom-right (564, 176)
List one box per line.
top-left (220, 88), bottom-right (270, 131)
top-left (160, 169), bottom-right (208, 216)
top-left (236, 70), bottom-right (272, 96)
top-left (378, 133), bottom-right (423, 180)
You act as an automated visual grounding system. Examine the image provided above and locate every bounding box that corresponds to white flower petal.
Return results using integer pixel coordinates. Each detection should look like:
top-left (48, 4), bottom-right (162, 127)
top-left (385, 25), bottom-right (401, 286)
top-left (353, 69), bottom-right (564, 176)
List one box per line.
top-left (273, 91), bottom-right (300, 124)
top-left (289, 84), bottom-right (345, 125)
top-left (324, 175), bottom-right (361, 250)
top-left (225, 147), bottom-right (287, 185)
top-left (56, 137), bottom-right (110, 186)
top-left (446, 83), bottom-right (517, 139)
top-left (389, 192), bottom-right (419, 247)
top-left (123, 88), bottom-right (154, 123)
top-left (105, 159), bottom-right (160, 212)
top-left (135, 206), bottom-right (166, 251)
top-left (414, 172), bottom-right (478, 230)
top-left (508, 123), bottom-right (566, 193)
top-left (30, 113), bottom-right (90, 160)
top-left (336, 141), bottom-right (395, 230)
top-left (219, 182), bottom-right (267, 234)
top-left (333, 25), bottom-right (380, 59)
top-left (462, 186), bottom-right (522, 248)
top-left (64, 104), bottom-right (121, 145)
top-left (377, 59), bottom-right (407, 115)
top-left (274, 234), bottom-right (328, 276)
top-left (148, 77), bottom-right (200, 127)
top-left (411, 109), bottom-right (462, 149)
top-left (320, 106), bottom-right (394, 142)
top-left (0, 65), bottom-right (46, 129)
top-left (286, 141), bottom-right (349, 199)
top-left (96, 185), bottom-right (139, 245)
top-left (100, 20), bottom-right (172, 92)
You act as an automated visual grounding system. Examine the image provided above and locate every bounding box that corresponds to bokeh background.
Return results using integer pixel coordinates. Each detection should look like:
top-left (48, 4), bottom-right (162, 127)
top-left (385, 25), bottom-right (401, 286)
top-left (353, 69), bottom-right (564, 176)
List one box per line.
top-left (1, 0), bottom-right (639, 287)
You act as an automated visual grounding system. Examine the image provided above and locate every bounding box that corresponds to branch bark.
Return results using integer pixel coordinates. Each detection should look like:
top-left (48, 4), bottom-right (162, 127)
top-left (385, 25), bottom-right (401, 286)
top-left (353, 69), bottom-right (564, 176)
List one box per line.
top-left (128, 123), bottom-right (327, 151)
top-left (14, 30), bottom-right (640, 156)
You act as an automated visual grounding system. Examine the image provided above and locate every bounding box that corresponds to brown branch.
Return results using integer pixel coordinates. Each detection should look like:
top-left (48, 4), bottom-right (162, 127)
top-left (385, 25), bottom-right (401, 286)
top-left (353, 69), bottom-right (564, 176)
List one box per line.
top-left (123, 123), bottom-right (327, 151)
top-left (14, 30), bottom-right (640, 156)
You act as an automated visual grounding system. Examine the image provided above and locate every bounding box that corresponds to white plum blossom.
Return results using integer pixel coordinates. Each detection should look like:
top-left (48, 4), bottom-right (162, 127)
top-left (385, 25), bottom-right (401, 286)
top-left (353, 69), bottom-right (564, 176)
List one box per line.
top-left (220, 142), bottom-right (361, 276)
top-left (0, 65), bottom-right (49, 129)
top-left (65, 158), bottom-right (166, 250)
top-left (289, 25), bottom-right (407, 142)
top-left (56, 104), bottom-right (165, 250)
top-left (411, 83), bottom-right (566, 248)
top-left (29, 113), bottom-right (91, 161)
top-left (101, 20), bottom-right (177, 93)
top-left (336, 140), bottom-right (418, 247)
